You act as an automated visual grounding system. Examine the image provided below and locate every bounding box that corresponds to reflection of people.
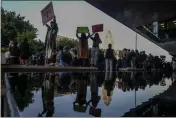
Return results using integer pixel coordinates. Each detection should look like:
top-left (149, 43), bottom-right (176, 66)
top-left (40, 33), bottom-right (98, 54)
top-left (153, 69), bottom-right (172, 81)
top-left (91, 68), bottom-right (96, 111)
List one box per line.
top-left (76, 31), bottom-right (90, 66)
top-left (102, 72), bottom-right (116, 106)
top-left (88, 73), bottom-right (101, 117)
top-left (90, 33), bottom-right (102, 67)
top-left (73, 74), bottom-right (88, 112)
top-left (38, 75), bottom-right (55, 117)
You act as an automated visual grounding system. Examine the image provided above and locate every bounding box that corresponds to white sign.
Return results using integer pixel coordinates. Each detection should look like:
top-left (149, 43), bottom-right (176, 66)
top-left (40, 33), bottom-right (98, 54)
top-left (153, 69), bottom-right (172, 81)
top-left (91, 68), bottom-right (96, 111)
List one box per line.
top-left (41, 2), bottom-right (55, 25)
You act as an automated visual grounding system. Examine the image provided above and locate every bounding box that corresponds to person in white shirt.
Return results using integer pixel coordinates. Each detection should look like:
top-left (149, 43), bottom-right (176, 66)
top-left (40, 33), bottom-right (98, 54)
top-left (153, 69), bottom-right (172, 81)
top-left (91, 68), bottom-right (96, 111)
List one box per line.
top-left (5, 50), bottom-right (11, 64)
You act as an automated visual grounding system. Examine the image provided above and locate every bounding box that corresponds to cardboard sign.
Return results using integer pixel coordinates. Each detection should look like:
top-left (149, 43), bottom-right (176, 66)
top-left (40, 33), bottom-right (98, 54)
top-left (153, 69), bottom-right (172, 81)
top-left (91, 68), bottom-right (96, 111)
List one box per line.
top-left (41, 2), bottom-right (55, 25)
top-left (77, 27), bottom-right (89, 33)
top-left (92, 24), bottom-right (103, 32)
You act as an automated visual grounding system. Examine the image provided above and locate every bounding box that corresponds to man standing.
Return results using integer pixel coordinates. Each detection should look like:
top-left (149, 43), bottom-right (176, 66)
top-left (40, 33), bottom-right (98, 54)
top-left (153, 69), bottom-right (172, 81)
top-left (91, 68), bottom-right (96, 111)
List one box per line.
top-left (20, 38), bottom-right (30, 65)
top-left (105, 44), bottom-right (115, 72)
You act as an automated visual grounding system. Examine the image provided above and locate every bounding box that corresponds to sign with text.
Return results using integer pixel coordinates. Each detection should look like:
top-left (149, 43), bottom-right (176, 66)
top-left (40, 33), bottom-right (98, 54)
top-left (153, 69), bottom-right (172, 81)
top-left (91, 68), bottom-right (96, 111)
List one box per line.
top-left (77, 27), bottom-right (89, 33)
top-left (41, 2), bottom-right (55, 25)
top-left (92, 24), bottom-right (103, 33)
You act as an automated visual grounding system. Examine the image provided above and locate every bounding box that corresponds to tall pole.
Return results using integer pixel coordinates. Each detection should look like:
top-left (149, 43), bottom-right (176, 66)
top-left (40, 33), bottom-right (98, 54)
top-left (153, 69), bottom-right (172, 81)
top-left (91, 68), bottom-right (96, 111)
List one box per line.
top-left (135, 33), bottom-right (137, 50)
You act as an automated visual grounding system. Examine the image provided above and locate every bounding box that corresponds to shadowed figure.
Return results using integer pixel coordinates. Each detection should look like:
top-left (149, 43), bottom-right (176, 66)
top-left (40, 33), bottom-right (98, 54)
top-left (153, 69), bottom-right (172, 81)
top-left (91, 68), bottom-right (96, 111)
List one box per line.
top-left (88, 72), bottom-right (101, 117)
top-left (73, 73), bottom-right (89, 112)
top-left (45, 16), bottom-right (58, 63)
top-left (38, 74), bottom-right (55, 117)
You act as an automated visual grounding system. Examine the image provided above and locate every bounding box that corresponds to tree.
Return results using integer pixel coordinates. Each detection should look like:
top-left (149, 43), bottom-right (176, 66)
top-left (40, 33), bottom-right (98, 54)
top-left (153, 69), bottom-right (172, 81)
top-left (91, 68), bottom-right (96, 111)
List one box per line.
top-left (1, 8), bottom-right (45, 53)
top-left (1, 8), bottom-right (38, 47)
top-left (56, 36), bottom-right (78, 50)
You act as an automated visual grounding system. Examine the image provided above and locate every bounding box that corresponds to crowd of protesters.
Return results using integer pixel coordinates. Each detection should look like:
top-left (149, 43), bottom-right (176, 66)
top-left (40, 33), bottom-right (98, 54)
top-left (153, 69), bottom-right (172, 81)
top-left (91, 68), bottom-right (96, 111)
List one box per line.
top-left (117, 48), bottom-right (174, 71)
top-left (5, 39), bottom-right (45, 66)
top-left (4, 31), bottom-right (176, 72)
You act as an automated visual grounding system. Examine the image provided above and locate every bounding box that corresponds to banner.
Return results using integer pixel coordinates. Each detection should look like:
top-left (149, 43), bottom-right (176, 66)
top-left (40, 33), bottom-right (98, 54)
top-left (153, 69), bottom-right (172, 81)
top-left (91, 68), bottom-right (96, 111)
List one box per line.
top-left (77, 27), bottom-right (89, 33)
top-left (41, 2), bottom-right (55, 25)
top-left (92, 24), bottom-right (103, 33)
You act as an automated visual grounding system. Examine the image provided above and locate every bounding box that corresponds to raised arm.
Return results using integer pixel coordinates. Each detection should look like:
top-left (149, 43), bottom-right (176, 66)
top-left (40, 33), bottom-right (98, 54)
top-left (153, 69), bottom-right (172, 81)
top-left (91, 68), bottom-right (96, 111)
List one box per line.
top-left (45, 24), bottom-right (50, 29)
top-left (99, 38), bottom-right (102, 43)
top-left (76, 31), bottom-right (81, 39)
top-left (88, 32), bottom-right (95, 40)
top-left (113, 49), bottom-right (117, 56)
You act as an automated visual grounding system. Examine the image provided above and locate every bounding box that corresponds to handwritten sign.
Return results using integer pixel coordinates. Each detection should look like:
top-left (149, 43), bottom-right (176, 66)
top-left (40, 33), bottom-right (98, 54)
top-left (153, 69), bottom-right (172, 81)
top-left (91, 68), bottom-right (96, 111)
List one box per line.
top-left (77, 27), bottom-right (89, 33)
top-left (92, 24), bottom-right (103, 32)
top-left (41, 2), bottom-right (55, 25)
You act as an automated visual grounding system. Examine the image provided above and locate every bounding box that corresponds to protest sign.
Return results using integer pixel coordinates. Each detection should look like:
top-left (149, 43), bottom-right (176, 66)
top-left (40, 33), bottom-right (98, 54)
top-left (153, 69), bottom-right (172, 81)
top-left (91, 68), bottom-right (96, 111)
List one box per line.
top-left (92, 24), bottom-right (103, 32)
top-left (41, 2), bottom-right (55, 25)
top-left (77, 27), bottom-right (89, 33)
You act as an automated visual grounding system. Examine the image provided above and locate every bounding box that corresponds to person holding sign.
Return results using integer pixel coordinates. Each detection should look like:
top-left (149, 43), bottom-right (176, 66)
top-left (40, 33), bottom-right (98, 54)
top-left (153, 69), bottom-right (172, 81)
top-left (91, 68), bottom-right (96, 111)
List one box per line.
top-left (90, 33), bottom-right (102, 67)
top-left (76, 28), bottom-right (91, 66)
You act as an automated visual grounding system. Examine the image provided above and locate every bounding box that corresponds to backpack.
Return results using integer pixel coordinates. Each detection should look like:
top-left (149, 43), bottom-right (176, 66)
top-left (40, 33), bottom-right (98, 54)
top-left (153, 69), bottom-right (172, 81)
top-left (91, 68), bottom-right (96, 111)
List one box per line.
top-left (62, 52), bottom-right (72, 64)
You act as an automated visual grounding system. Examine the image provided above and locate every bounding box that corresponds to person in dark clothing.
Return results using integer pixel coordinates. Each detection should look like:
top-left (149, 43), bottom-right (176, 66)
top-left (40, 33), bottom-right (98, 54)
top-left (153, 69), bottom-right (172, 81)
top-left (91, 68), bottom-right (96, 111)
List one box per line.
top-left (20, 38), bottom-right (30, 65)
top-left (9, 41), bottom-right (20, 64)
top-left (90, 33), bottom-right (102, 67)
top-left (105, 44), bottom-right (115, 72)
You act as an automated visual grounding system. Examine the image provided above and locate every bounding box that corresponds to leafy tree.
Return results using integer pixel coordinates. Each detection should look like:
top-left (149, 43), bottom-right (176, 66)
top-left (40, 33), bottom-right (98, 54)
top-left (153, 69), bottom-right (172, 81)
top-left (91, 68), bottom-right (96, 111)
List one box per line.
top-left (1, 7), bottom-right (40, 49)
top-left (56, 36), bottom-right (78, 50)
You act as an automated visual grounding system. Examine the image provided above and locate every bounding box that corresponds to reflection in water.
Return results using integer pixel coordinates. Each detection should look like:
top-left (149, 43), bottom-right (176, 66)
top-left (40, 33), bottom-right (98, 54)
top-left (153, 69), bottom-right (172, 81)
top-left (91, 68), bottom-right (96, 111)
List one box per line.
top-left (7, 71), bottom-right (176, 117)
top-left (102, 71), bottom-right (116, 106)
top-left (88, 72), bottom-right (101, 117)
top-left (38, 73), bottom-right (55, 117)
top-left (73, 73), bottom-right (89, 113)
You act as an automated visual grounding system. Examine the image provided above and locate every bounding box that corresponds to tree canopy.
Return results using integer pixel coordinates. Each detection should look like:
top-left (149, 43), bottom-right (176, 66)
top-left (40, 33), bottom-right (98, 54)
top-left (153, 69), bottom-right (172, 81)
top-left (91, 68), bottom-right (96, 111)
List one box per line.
top-left (1, 7), bottom-right (44, 53)
top-left (56, 36), bottom-right (78, 50)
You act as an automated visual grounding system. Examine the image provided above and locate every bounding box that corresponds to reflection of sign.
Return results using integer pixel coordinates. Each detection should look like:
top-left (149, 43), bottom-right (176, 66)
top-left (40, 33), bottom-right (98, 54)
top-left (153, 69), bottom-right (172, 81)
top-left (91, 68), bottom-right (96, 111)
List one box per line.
top-left (92, 24), bottom-right (103, 32)
top-left (89, 107), bottom-right (101, 117)
top-left (77, 27), bottom-right (89, 33)
top-left (41, 2), bottom-right (55, 25)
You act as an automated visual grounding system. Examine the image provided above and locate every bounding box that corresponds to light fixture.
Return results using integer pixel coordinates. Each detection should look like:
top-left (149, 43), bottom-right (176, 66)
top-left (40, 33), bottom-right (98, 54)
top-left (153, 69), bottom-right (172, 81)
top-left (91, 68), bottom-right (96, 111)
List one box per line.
top-left (173, 20), bottom-right (176, 23)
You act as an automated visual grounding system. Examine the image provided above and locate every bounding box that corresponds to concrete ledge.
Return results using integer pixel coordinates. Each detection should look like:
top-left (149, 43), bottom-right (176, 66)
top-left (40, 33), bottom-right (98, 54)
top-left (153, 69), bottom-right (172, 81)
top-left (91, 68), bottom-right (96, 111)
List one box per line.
top-left (1, 65), bottom-right (98, 73)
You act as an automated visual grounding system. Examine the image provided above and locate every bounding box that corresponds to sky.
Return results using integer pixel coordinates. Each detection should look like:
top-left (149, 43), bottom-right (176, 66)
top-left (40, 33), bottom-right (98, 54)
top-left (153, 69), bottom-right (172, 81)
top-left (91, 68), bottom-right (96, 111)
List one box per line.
top-left (2, 1), bottom-right (172, 61)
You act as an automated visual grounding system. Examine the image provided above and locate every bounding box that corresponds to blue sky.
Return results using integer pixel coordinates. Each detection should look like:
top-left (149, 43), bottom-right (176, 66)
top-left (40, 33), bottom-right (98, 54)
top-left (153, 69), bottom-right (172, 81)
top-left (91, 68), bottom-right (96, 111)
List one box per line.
top-left (2, 1), bottom-right (172, 60)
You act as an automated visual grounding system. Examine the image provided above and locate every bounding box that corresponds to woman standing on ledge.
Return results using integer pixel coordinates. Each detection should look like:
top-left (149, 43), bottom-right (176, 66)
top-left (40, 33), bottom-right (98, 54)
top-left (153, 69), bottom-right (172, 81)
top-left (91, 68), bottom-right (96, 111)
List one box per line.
top-left (76, 31), bottom-right (90, 67)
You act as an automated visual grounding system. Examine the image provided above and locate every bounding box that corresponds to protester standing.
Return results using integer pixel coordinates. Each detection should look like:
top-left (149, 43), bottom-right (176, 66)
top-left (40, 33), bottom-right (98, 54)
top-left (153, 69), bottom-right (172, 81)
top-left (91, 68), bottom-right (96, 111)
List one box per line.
top-left (76, 31), bottom-right (90, 66)
top-left (105, 44), bottom-right (115, 72)
top-left (20, 38), bottom-right (30, 65)
top-left (122, 49), bottom-right (127, 68)
top-left (90, 33), bottom-right (102, 67)
top-left (9, 41), bottom-right (20, 64)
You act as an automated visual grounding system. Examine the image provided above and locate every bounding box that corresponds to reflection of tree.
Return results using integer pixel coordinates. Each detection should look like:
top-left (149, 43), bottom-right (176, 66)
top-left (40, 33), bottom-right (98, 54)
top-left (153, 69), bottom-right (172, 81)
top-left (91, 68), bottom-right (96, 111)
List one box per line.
top-left (11, 73), bottom-right (44, 112)
top-left (14, 89), bottom-right (34, 111)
